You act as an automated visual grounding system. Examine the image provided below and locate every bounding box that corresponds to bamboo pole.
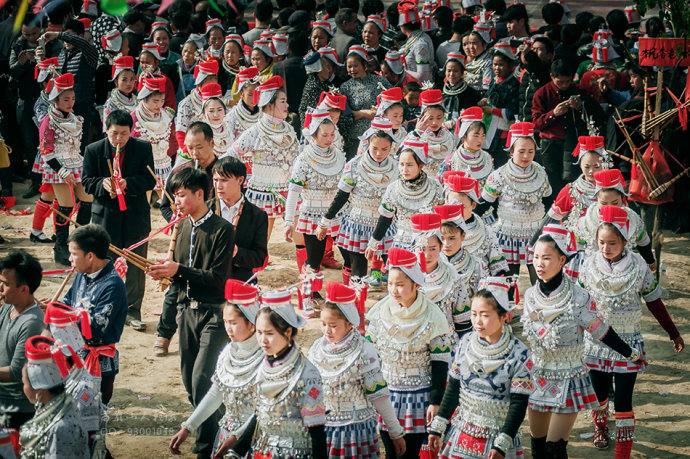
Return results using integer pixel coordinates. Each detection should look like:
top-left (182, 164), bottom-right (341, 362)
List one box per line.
top-left (146, 165), bottom-right (177, 213)
top-left (50, 269), bottom-right (74, 303)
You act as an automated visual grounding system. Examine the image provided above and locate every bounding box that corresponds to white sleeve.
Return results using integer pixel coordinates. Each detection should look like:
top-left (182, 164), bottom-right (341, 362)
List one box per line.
top-left (284, 185), bottom-right (302, 225)
top-left (372, 395), bottom-right (404, 439)
top-left (181, 383), bottom-right (223, 433)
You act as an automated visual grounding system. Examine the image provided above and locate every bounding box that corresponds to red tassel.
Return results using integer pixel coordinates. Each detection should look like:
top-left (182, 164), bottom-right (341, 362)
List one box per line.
top-left (78, 309), bottom-right (92, 340)
top-left (51, 346), bottom-right (71, 377)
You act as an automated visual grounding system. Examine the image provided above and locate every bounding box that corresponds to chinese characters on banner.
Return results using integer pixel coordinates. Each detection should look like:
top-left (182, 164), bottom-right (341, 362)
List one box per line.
top-left (638, 37), bottom-right (690, 67)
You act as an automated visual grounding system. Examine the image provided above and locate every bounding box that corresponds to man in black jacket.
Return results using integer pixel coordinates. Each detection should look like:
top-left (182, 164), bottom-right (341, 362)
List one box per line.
top-left (82, 110), bottom-right (156, 331)
top-left (148, 167), bottom-right (233, 459)
top-left (152, 154), bottom-right (267, 357)
top-left (209, 157), bottom-right (268, 282)
top-left (154, 122), bottom-right (217, 356)
top-left (160, 122), bottom-right (217, 222)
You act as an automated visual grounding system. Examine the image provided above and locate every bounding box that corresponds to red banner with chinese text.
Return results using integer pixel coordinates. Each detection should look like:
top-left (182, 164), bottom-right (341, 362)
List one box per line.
top-left (638, 37), bottom-right (690, 67)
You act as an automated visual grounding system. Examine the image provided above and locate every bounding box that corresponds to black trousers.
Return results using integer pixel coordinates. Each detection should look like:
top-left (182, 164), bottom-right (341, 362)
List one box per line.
top-left (380, 431), bottom-right (427, 459)
top-left (590, 370), bottom-right (637, 412)
top-left (177, 305), bottom-right (228, 458)
top-left (538, 138), bottom-right (565, 210)
top-left (101, 374), bottom-right (116, 405)
top-left (156, 283), bottom-right (179, 339)
top-left (339, 248), bottom-right (368, 279)
top-left (111, 239), bottom-right (147, 321)
top-left (304, 234), bottom-right (328, 271)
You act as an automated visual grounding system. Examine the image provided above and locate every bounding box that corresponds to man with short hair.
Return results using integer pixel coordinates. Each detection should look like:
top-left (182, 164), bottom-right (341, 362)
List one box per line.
top-left (122, 10), bottom-right (147, 60)
top-left (161, 122), bottom-right (217, 222)
top-left (63, 224), bottom-right (128, 405)
top-left (0, 250), bottom-right (45, 428)
top-left (148, 168), bottom-right (234, 459)
top-left (242, 0), bottom-right (274, 47)
top-left (331, 8), bottom-right (359, 64)
top-left (532, 58), bottom-right (606, 205)
top-left (518, 36), bottom-right (554, 123)
top-left (154, 122), bottom-right (217, 356)
top-left (82, 109), bottom-right (156, 331)
top-left (210, 157), bottom-right (268, 282)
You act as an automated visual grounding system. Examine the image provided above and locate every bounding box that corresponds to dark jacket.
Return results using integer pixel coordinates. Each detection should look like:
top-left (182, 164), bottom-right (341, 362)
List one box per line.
top-left (65, 261), bottom-right (127, 377)
top-left (518, 51), bottom-right (552, 122)
top-left (208, 197), bottom-right (268, 282)
top-left (272, 55), bottom-right (308, 115)
top-left (57, 32), bottom-right (98, 107)
top-left (82, 137), bottom-right (156, 242)
top-left (173, 212), bottom-right (234, 304)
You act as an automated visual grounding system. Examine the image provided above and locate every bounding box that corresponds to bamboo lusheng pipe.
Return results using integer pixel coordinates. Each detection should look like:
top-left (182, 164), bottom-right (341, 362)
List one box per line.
top-left (146, 165), bottom-right (177, 213)
top-left (50, 269), bottom-right (74, 303)
top-left (157, 220), bottom-right (179, 291)
top-left (648, 166), bottom-right (690, 200)
top-left (108, 246), bottom-right (151, 271)
top-left (106, 159), bottom-right (117, 199)
top-left (615, 108), bottom-right (660, 190)
top-left (48, 207), bottom-right (161, 274)
top-left (606, 149), bottom-right (636, 164)
top-left (643, 99), bottom-right (690, 134)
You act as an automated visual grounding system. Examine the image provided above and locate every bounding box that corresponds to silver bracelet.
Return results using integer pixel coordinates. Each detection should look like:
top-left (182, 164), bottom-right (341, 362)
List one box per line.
top-left (429, 415), bottom-right (449, 435)
top-left (367, 238), bottom-right (381, 252)
top-left (627, 349), bottom-right (641, 362)
top-left (57, 167), bottom-right (70, 179)
top-left (493, 432), bottom-right (512, 455)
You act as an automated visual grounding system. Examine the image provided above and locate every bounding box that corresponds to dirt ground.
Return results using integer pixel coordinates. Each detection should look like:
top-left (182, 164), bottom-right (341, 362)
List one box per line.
top-left (1, 182), bottom-right (689, 459)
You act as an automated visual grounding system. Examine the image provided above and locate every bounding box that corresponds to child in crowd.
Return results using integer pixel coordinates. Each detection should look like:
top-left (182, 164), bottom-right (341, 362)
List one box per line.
top-left (438, 106), bottom-right (492, 188)
top-left (579, 206), bottom-right (684, 456)
top-left (411, 88), bottom-right (458, 177)
top-left (412, 211), bottom-right (471, 340)
top-left (402, 81), bottom-right (422, 128)
top-left (444, 174), bottom-right (508, 274)
top-left (170, 280), bottom-right (263, 458)
top-left (428, 277), bottom-right (532, 459)
top-left (200, 83), bottom-right (234, 157)
top-left (482, 122), bottom-right (551, 284)
top-left (438, 202), bottom-right (486, 301)
top-left (366, 248), bottom-right (453, 458)
top-left (284, 110), bottom-right (346, 317)
top-left (102, 56), bottom-right (137, 132)
top-left (131, 76), bottom-right (175, 201)
top-left (308, 282), bottom-right (406, 458)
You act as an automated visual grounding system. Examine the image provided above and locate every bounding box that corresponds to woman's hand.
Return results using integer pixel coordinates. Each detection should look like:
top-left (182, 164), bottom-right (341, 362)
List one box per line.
top-left (426, 404), bottom-right (439, 426)
top-left (427, 434), bottom-right (441, 452)
top-left (365, 247), bottom-right (376, 262)
top-left (673, 336), bottom-right (685, 353)
top-left (284, 225), bottom-right (294, 242)
top-left (488, 448), bottom-right (505, 459)
top-left (63, 172), bottom-right (77, 185)
top-left (392, 436), bottom-right (406, 456)
top-left (416, 112), bottom-right (429, 132)
top-left (213, 435), bottom-right (238, 458)
top-left (169, 428), bottom-right (189, 455)
top-left (632, 354), bottom-right (647, 366)
top-left (648, 261), bottom-right (658, 273)
top-left (315, 226), bottom-right (327, 241)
